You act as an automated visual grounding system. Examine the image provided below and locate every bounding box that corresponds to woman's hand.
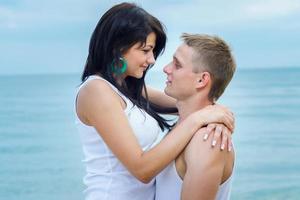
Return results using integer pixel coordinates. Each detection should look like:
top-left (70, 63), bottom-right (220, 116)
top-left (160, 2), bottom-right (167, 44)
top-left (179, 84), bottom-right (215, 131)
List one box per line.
top-left (192, 104), bottom-right (235, 132)
top-left (203, 123), bottom-right (233, 151)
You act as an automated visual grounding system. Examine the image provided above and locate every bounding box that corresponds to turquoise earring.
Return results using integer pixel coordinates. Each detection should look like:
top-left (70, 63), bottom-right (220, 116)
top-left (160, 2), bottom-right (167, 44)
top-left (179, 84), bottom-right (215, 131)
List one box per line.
top-left (111, 57), bottom-right (127, 75)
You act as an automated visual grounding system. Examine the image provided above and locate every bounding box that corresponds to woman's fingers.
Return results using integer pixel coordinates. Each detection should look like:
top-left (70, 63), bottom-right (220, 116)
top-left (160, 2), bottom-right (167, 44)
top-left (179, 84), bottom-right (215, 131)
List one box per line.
top-left (221, 126), bottom-right (232, 151)
top-left (221, 124), bottom-right (233, 152)
top-left (220, 132), bottom-right (227, 151)
top-left (211, 124), bottom-right (223, 147)
top-left (203, 123), bottom-right (216, 141)
top-left (204, 123), bottom-right (233, 152)
top-left (227, 133), bottom-right (233, 152)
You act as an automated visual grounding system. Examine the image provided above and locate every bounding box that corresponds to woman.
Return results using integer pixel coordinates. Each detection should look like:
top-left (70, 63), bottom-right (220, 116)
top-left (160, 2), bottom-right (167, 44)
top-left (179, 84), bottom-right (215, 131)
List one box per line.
top-left (75, 2), bottom-right (234, 200)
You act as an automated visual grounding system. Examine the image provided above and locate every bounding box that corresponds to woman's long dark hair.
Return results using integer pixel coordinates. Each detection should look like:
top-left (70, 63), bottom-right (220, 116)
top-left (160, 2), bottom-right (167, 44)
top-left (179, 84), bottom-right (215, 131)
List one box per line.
top-left (81, 2), bottom-right (177, 131)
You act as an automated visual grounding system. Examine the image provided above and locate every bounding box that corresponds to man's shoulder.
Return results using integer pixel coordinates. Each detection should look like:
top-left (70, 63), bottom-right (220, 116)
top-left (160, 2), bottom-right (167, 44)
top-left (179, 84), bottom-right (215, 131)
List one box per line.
top-left (184, 127), bottom-right (234, 166)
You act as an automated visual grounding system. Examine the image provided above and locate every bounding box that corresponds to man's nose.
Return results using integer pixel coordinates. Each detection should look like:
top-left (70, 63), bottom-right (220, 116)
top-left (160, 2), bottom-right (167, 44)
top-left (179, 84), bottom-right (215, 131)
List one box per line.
top-left (163, 62), bottom-right (172, 74)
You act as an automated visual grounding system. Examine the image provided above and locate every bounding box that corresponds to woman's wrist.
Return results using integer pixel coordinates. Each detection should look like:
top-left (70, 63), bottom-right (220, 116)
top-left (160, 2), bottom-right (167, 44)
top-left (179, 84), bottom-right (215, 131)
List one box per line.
top-left (187, 111), bottom-right (205, 132)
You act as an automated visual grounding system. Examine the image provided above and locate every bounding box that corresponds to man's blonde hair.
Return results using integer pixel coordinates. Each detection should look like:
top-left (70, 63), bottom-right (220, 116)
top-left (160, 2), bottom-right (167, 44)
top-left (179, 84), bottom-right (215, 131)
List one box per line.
top-left (181, 33), bottom-right (236, 101)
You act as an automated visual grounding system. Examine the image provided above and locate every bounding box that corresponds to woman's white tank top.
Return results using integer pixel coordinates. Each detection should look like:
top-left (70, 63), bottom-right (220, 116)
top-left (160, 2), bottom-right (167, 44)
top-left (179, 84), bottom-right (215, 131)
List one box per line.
top-left (75, 75), bottom-right (161, 200)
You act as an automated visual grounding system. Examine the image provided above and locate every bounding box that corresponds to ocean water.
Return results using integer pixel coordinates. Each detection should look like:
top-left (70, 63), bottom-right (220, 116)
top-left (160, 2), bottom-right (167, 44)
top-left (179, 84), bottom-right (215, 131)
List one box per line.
top-left (1, 68), bottom-right (299, 200)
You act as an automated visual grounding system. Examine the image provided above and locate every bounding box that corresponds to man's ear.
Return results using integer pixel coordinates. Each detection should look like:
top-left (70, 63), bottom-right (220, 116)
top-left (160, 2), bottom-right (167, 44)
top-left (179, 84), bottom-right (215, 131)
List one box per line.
top-left (196, 72), bottom-right (210, 89)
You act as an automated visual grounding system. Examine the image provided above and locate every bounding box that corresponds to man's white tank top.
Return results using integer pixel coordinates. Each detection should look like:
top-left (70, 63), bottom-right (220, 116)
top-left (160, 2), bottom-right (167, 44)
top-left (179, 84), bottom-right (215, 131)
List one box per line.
top-left (155, 159), bottom-right (234, 200)
top-left (75, 75), bottom-right (161, 200)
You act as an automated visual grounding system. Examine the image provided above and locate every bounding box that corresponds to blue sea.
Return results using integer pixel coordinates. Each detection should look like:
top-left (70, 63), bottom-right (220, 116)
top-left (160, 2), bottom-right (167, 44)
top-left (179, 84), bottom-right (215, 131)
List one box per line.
top-left (1, 67), bottom-right (300, 200)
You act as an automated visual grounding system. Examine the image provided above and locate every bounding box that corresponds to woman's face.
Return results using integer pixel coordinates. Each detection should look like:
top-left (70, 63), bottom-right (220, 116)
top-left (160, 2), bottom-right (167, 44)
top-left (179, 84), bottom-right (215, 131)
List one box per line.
top-left (122, 32), bottom-right (156, 79)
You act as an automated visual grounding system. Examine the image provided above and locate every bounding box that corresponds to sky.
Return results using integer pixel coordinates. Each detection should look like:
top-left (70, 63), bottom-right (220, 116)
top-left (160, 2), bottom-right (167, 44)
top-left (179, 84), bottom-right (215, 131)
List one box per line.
top-left (1, 0), bottom-right (300, 75)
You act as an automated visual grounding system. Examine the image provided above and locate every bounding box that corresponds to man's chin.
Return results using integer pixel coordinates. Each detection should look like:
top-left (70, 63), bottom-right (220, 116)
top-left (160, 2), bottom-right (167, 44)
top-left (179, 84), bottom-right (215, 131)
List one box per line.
top-left (163, 87), bottom-right (168, 95)
top-left (164, 88), bottom-right (173, 98)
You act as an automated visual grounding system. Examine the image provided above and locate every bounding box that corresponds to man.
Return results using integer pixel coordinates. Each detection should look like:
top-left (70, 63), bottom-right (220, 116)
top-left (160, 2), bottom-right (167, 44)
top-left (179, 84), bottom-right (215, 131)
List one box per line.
top-left (155, 33), bottom-right (236, 200)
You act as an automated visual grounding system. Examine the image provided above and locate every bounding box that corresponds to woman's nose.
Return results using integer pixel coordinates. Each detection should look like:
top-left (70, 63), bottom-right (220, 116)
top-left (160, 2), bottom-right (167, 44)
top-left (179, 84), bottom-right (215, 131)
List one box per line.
top-left (147, 52), bottom-right (156, 65)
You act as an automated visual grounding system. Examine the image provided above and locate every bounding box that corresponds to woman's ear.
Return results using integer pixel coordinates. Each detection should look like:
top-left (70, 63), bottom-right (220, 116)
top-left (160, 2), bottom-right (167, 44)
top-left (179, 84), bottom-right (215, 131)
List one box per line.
top-left (196, 72), bottom-right (210, 88)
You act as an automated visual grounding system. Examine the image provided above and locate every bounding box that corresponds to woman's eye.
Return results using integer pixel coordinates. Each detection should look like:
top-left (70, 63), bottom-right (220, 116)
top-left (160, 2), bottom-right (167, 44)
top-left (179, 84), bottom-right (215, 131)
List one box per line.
top-left (143, 49), bottom-right (150, 53)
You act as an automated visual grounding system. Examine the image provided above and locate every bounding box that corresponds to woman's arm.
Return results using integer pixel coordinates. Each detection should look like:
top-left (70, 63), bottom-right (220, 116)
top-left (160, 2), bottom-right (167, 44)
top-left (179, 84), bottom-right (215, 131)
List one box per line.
top-left (77, 80), bottom-right (233, 183)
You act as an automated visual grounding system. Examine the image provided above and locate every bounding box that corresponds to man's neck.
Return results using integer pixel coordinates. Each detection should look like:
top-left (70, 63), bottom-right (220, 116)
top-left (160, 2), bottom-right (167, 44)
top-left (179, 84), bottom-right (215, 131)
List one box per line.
top-left (177, 95), bottom-right (212, 123)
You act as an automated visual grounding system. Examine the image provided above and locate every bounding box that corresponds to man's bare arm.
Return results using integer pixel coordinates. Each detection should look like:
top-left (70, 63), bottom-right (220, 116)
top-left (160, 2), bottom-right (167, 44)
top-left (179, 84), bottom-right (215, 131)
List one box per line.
top-left (181, 128), bottom-right (230, 200)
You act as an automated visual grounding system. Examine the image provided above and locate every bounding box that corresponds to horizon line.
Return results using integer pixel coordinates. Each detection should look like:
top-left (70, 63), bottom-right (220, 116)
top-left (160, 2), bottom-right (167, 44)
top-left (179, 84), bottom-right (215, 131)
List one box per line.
top-left (0, 66), bottom-right (299, 77)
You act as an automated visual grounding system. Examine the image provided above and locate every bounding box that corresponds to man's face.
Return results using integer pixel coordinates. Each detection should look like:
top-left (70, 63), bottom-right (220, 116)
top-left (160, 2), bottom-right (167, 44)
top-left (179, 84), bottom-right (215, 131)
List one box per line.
top-left (163, 43), bottom-right (199, 100)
